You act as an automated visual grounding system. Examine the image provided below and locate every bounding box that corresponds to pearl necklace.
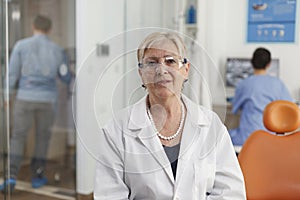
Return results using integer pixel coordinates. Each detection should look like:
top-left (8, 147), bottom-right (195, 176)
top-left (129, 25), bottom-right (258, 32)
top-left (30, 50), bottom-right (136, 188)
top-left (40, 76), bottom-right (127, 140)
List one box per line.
top-left (147, 101), bottom-right (185, 140)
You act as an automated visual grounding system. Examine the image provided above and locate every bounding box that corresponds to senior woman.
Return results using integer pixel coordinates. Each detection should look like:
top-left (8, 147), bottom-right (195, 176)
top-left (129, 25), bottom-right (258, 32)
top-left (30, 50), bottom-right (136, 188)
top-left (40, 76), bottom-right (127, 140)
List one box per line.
top-left (94, 31), bottom-right (246, 199)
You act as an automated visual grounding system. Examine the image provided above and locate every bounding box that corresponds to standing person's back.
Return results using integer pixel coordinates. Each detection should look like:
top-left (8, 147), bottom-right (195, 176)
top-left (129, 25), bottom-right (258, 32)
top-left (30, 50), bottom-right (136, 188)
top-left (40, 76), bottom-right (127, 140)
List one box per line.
top-left (0, 15), bottom-right (71, 192)
top-left (9, 29), bottom-right (68, 102)
top-left (229, 47), bottom-right (293, 146)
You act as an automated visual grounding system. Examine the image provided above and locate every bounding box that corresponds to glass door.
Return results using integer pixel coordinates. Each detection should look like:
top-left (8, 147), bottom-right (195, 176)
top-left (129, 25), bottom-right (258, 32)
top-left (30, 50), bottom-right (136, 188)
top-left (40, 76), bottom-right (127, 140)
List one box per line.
top-left (0, 0), bottom-right (9, 199)
top-left (0, 0), bottom-right (76, 199)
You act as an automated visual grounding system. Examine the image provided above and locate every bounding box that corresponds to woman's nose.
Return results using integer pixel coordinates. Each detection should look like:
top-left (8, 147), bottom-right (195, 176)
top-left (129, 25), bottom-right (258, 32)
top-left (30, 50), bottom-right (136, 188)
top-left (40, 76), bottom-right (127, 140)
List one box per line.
top-left (155, 64), bottom-right (168, 75)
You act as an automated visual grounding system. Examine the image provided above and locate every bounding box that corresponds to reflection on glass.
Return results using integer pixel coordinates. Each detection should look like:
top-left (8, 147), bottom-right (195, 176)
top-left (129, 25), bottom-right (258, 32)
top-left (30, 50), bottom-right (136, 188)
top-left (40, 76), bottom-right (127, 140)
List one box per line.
top-left (0, 0), bottom-right (76, 199)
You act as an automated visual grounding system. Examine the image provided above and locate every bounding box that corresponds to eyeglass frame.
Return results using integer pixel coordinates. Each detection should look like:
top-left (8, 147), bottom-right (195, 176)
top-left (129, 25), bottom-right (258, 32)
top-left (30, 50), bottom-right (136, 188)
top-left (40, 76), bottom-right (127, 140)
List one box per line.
top-left (138, 56), bottom-right (188, 70)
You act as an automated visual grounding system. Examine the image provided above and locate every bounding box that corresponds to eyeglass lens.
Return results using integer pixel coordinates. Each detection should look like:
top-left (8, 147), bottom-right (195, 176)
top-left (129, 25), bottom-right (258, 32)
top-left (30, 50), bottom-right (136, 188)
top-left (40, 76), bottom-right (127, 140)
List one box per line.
top-left (143, 56), bottom-right (181, 68)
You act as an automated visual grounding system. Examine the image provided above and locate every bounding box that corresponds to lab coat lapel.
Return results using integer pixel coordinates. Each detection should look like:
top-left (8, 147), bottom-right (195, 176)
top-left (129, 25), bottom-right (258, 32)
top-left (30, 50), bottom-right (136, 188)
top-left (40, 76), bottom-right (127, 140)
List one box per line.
top-left (137, 128), bottom-right (175, 184)
top-left (175, 96), bottom-right (210, 185)
top-left (175, 113), bottom-right (200, 185)
top-left (128, 96), bottom-right (175, 184)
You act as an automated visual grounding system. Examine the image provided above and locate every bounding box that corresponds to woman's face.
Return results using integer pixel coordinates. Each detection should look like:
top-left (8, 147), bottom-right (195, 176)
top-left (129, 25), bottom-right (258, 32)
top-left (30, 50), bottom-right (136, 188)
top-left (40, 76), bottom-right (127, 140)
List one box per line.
top-left (139, 41), bottom-right (190, 99)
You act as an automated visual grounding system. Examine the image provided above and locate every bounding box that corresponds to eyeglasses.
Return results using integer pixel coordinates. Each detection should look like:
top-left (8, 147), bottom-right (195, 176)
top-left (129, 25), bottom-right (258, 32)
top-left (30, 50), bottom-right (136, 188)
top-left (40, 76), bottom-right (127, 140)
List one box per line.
top-left (138, 56), bottom-right (187, 69)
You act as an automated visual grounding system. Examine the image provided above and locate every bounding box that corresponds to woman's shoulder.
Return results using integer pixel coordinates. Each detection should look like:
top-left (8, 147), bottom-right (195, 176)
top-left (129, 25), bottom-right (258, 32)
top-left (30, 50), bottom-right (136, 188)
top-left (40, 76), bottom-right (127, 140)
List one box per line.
top-left (183, 95), bottom-right (221, 125)
top-left (183, 95), bottom-right (213, 113)
top-left (103, 97), bottom-right (146, 132)
top-left (103, 105), bottom-right (133, 129)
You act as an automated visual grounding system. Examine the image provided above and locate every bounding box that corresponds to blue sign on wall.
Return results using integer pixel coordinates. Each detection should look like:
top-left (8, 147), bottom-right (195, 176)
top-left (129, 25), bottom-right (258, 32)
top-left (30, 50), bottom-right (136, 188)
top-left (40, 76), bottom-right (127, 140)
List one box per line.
top-left (247, 0), bottom-right (297, 43)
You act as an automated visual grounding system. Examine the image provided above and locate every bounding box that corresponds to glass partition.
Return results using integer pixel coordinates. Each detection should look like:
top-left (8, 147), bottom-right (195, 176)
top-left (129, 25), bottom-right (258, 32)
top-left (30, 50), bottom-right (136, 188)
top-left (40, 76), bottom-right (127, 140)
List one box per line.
top-left (0, 0), bottom-right (8, 199)
top-left (0, 0), bottom-right (76, 199)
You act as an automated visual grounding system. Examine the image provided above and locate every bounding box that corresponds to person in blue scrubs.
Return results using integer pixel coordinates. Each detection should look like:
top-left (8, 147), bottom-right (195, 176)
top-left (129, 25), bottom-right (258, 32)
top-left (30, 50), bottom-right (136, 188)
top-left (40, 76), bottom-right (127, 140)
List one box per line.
top-left (229, 47), bottom-right (293, 146)
top-left (0, 15), bottom-right (72, 192)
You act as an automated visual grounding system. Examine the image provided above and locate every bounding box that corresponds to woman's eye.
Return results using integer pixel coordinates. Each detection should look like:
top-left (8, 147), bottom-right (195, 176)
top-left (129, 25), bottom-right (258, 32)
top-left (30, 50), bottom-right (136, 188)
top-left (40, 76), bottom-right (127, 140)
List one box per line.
top-left (165, 58), bottom-right (176, 65)
top-left (146, 61), bottom-right (158, 66)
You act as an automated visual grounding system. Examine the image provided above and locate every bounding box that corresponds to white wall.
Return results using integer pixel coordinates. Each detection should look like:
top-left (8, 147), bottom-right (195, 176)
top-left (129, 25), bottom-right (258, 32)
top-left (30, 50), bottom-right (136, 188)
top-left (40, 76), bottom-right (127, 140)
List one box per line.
top-left (76, 0), bottom-right (125, 194)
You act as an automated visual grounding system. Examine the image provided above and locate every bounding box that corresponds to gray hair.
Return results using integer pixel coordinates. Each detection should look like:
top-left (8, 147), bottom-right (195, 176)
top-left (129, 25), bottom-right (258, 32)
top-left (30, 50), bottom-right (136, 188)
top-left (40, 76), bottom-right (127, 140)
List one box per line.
top-left (137, 31), bottom-right (187, 63)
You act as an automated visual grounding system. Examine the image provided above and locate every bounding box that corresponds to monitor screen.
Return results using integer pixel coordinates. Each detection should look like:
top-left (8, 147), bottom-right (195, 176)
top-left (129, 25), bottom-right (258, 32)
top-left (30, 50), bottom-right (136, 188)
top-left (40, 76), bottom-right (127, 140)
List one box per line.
top-left (225, 58), bottom-right (279, 88)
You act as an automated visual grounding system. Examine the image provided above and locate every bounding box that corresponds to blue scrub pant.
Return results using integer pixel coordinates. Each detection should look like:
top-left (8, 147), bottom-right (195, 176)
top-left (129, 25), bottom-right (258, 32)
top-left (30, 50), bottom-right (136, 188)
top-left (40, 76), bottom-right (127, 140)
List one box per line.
top-left (9, 100), bottom-right (55, 178)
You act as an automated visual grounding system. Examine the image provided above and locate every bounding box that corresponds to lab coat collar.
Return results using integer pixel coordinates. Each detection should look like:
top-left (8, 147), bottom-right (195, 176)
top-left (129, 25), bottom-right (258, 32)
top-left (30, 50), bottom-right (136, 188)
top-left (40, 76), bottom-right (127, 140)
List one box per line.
top-left (128, 94), bottom-right (210, 134)
top-left (127, 94), bottom-right (210, 184)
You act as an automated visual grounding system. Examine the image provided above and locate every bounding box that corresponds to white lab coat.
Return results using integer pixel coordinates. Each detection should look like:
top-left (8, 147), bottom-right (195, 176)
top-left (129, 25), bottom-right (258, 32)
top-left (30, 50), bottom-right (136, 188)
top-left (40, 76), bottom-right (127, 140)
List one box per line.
top-left (94, 95), bottom-right (246, 200)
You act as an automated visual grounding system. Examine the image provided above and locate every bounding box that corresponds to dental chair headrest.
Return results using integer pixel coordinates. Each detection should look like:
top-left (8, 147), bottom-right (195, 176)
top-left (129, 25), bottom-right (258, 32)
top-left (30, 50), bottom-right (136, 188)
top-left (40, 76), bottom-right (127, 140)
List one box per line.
top-left (263, 100), bottom-right (300, 134)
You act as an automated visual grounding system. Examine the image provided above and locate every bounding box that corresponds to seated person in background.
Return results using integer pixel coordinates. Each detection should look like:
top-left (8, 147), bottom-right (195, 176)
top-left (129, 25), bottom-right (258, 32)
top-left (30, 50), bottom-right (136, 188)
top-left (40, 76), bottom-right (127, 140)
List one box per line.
top-left (229, 47), bottom-right (293, 146)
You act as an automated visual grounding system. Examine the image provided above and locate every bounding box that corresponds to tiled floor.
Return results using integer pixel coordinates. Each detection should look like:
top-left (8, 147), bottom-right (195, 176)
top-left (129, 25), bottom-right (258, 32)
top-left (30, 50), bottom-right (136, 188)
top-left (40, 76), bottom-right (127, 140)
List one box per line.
top-left (0, 154), bottom-right (76, 200)
top-left (0, 180), bottom-right (75, 200)
top-left (0, 190), bottom-right (68, 200)
top-left (18, 160), bottom-right (76, 190)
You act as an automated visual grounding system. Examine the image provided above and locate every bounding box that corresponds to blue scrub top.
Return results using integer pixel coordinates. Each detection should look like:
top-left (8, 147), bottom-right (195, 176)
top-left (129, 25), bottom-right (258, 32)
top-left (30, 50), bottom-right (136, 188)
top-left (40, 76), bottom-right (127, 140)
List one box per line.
top-left (6, 34), bottom-right (72, 103)
top-left (229, 75), bottom-right (293, 146)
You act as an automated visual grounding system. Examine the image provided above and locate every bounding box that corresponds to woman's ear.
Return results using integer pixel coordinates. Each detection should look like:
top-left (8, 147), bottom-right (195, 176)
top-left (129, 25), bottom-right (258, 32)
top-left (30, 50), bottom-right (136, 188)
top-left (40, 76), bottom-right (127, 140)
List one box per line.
top-left (182, 62), bottom-right (190, 79)
top-left (138, 68), bottom-right (146, 88)
top-left (138, 68), bottom-right (144, 82)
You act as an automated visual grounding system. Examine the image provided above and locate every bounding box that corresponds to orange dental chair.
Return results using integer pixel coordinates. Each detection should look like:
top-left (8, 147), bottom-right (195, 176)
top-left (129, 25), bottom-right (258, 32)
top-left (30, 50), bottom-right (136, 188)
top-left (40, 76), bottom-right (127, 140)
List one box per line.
top-left (238, 100), bottom-right (300, 200)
